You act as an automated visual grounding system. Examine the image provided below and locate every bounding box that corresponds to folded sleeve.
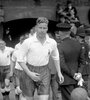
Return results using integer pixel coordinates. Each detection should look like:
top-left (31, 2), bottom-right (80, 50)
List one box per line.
top-left (51, 41), bottom-right (59, 61)
top-left (16, 39), bottom-right (29, 62)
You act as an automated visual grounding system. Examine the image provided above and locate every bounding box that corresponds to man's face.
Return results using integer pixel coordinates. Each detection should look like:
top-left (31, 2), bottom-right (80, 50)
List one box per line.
top-left (76, 36), bottom-right (83, 43)
top-left (0, 41), bottom-right (6, 50)
top-left (58, 31), bottom-right (66, 39)
top-left (36, 23), bottom-right (48, 38)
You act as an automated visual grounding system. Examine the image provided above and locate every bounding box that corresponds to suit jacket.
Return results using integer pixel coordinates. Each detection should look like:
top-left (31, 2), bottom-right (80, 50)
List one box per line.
top-left (58, 37), bottom-right (85, 85)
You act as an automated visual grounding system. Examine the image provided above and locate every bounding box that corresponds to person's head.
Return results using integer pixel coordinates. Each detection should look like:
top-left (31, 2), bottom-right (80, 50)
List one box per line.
top-left (56, 23), bottom-right (71, 40)
top-left (85, 28), bottom-right (90, 45)
top-left (60, 15), bottom-right (66, 23)
top-left (19, 35), bottom-right (25, 44)
top-left (55, 31), bottom-right (62, 44)
top-left (30, 26), bottom-right (36, 35)
top-left (0, 39), bottom-right (6, 51)
top-left (36, 17), bottom-right (48, 39)
top-left (67, 0), bottom-right (72, 9)
top-left (71, 87), bottom-right (88, 100)
top-left (76, 26), bottom-right (86, 43)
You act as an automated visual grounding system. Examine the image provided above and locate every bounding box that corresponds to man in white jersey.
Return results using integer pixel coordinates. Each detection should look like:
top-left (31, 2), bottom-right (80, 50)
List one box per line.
top-left (0, 39), bottom-right (14, 100)
top-left (14, 35), bottom-right (27, 100)
top-left (17, 17), bottom-right (64, 100)
top-left (15, 35), bottom-right (25, 50)
top-left (11, 50), bottom-right (26, 100)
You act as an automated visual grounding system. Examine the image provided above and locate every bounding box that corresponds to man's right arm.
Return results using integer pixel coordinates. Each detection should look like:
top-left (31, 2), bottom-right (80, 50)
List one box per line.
top-left (18, 62), bottom-right (40, 82)
top-left (18, 62), bottom-right (32, 77)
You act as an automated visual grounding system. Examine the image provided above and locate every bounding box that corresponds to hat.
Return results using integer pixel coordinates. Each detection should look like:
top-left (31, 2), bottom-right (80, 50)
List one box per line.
top-left (56, 23), bottom-right (71, 31)
top-left (76, 26), bottom-right (86, 38)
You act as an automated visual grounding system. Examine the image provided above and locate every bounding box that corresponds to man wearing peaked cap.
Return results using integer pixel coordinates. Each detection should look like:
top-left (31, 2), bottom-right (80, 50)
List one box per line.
top-left (56, 22), bottom-right (86, 100)
top-left (55, 22), bottom-right (72, 44)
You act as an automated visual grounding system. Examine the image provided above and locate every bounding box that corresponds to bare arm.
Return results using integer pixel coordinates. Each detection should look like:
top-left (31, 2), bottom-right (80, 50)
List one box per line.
top-left (9, 59), bottom-right (16, 78)
top-left (18, 62), bottom-right (40, 82)
top-left (51, 41), bottom-right (64, 83)
top-left (18, 62), bottom-right (32, 77)
top-left (53, 59), bottom-right (61, 75)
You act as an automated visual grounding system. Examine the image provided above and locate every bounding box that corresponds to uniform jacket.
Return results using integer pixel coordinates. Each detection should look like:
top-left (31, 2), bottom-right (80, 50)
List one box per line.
top-left (80, 41), bottom-right (90, 80)
top-left (58, 37), bottom-right (85, 85)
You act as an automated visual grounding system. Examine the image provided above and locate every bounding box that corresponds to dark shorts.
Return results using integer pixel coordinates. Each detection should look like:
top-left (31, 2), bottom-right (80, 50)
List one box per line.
top-left (21, 63), bottom-right (51, 97)
top-left (13, 69), bottom-right (24, 88)
top-left (0, 65), bottom-right (10, 88)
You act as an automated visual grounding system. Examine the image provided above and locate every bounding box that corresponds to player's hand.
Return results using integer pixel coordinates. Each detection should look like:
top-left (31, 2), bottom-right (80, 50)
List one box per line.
top-left (58, 73), bottom-right (64, 84)
top-left (30, 71), bottom-right (41, 82)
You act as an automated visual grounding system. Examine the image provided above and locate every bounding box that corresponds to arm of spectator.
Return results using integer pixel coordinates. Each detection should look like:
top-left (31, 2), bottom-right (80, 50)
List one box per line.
top-left (78, 45), bottom-right (86, 74)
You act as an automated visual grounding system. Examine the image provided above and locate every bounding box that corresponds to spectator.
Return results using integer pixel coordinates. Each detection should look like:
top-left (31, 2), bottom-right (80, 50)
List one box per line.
top-left (64, 0), bottom-right (77, 16)
top-left (64, 0), bottom-right (80, 26)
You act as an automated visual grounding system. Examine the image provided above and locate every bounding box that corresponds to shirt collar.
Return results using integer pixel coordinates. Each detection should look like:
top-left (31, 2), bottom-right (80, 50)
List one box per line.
top-left (33, 33), bottom-right (50, 43)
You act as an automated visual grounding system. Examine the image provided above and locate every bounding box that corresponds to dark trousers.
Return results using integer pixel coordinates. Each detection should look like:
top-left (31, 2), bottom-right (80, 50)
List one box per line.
top-left (60, 84), bottom-right (77, 100)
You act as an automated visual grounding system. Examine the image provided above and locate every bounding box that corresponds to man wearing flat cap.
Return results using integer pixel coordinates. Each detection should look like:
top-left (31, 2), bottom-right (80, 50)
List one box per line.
top-left (56, 23), bottom-right (86, 100)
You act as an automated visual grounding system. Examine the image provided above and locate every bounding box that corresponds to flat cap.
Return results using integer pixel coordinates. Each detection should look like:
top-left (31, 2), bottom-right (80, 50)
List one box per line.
top-left (56, 23), bottom-right (71, 31)
top-left (76, 26), bottom-right (86, 38)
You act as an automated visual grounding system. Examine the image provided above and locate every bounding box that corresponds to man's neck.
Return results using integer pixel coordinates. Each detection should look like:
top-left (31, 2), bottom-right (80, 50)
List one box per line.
top-left (0, 48), bottom-right (5, 52)
top-left (36, 35), bottom-right (46, 44)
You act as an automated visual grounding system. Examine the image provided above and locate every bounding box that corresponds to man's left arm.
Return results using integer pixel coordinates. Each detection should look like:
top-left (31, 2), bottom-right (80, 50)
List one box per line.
top-left (51, 41), bottom-right (64, 83)
top-left (74, 45), bottom-right (86, 86)
top-left (78, 45), bottom-right (86, 74)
